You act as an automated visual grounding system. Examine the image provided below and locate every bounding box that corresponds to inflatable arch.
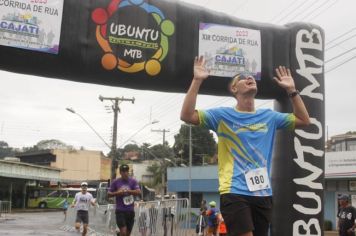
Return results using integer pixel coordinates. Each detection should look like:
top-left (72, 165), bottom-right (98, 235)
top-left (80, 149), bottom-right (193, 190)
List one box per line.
top-left (0, 0), bottom-right (324, 235)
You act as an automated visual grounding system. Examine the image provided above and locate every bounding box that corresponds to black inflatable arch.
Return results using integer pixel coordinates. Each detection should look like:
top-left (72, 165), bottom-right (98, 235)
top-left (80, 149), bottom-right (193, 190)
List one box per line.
top-left (0, 0), bottom-right (324, 235)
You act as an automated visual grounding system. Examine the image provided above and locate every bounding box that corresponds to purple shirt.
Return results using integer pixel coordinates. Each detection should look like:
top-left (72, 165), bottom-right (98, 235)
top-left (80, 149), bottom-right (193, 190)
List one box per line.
top-left (109, 177), bottom-right (139, 211)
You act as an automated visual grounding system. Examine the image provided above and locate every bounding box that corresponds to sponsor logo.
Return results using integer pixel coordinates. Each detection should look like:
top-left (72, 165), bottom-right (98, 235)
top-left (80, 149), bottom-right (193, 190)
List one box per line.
top-left (0, 12), bottom-right (39, 37)
top-left (92, 0), bottom-right (175, 76)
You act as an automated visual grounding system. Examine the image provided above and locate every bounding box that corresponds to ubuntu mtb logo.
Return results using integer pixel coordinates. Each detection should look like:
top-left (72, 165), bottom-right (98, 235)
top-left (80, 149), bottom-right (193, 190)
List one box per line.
top-left (91, 0), bottom-right (175, 76)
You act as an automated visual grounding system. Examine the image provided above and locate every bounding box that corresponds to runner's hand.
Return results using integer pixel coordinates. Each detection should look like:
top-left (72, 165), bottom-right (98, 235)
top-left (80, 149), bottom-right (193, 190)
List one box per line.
top-left (273, 66), bottom-right (296, 93)
top-left (193, 56), bottom-right (209, 81)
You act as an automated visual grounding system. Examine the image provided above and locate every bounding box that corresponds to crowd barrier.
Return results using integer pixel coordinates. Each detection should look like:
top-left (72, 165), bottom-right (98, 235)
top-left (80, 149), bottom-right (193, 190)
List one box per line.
top-left (0, 200), bottom-right (11, 218)
top-left (61, 198), bottom-right (189, 236)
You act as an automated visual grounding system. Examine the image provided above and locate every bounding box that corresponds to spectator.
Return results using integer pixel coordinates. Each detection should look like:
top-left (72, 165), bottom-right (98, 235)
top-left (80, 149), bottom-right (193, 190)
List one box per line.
top-left (337, 194), bottom-right (356, 236)
top-left (206, 201), bottom-right (219, 236)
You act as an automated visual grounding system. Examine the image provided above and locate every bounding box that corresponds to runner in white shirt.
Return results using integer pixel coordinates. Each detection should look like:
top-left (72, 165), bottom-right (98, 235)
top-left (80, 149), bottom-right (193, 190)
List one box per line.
top-left (71, 182), bottom-right (96, 236)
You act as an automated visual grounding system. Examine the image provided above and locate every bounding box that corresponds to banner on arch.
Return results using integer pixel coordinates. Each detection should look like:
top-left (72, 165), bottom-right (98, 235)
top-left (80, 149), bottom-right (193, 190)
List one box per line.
top-left (199, 22), bottom-right (261, 80)
top-left (0, 0), bottom-right (64, 54)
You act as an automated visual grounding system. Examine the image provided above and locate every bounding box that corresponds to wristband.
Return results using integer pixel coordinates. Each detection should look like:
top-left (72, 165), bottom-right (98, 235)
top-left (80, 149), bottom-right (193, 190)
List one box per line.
top-left (288, 90), bottom-right (300, 98)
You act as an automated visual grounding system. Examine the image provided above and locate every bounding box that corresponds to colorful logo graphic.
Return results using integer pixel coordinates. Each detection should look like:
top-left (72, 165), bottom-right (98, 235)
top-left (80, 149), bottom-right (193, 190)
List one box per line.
top-left (0, 13), bottom-right (40, 37)
top-left (215, 46), bottom-right (245, 67)
top-left (92, 0), bottom-right (175, 76)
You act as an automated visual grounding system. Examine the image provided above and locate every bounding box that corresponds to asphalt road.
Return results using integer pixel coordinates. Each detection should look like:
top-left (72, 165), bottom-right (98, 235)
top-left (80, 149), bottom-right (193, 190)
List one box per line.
top-left (0, 211), bottom-right (338, 236)
top-left (0, 211), bottom-right (79, 236)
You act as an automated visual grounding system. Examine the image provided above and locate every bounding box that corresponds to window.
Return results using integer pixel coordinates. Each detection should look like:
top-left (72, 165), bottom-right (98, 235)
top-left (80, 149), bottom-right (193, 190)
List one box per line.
top-left (347, 140), bottom-right (356, 151)
top-left (333, 141), bottom-right (347, 152)
top-left (179, 192), bottom-right (203, 208)
top-left (349, 181), bottom-right (356, 191)
top-left (39, 190), bottom-right (47, 197)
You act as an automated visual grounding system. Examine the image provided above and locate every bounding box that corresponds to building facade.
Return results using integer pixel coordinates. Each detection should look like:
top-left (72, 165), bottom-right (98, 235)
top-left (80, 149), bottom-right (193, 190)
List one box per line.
top-left (323, 133), bottom-right (356, 229)
top-left (0, 158), bottom-right (60, 208)
top-left (167, 165), bottom-right (219, 214)
top-left (16, 149), bottom-right (111, 184)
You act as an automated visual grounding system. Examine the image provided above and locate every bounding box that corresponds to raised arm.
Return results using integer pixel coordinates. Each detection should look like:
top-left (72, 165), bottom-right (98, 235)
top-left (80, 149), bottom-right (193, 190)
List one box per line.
top-left (91, 198), bottom-right (97, 206)
top-left (71, 194), bottom-right (77, 208)
top-left (273, 66), bottom-right (310, 127)
top-left (180, 56), bottom-right (209, 125)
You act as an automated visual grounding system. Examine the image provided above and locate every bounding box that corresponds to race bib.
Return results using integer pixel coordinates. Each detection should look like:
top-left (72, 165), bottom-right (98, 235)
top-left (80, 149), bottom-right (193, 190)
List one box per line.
top-left (123, 195), bottom-right (134, 205)
top-left (244, 167), bottom-right (270, 192)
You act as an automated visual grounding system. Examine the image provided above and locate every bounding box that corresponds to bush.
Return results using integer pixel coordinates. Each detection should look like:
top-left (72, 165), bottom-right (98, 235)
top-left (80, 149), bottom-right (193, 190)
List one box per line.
top-left (324, 220), bottom-right (332, 231)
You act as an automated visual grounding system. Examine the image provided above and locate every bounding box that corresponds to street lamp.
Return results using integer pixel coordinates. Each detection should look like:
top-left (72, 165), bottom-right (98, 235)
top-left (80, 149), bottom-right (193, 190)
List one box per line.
top-left (66, 108), bottom-right (111, 150)
top-left (119, 120), bottom-right (159, 148)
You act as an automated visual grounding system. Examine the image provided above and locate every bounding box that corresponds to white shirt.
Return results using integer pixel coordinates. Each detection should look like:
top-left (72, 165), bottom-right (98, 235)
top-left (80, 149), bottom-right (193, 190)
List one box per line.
top-left (74, 192), bottom-right (94, 211)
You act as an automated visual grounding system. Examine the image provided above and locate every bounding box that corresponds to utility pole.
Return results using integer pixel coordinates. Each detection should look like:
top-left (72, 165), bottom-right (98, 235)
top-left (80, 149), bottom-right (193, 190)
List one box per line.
top-left (99, 95), bottom-right (135, 180)
top-left (151, 128), bottom-right (170, 196)
top-left (151, 128), bottom-right (170, 145)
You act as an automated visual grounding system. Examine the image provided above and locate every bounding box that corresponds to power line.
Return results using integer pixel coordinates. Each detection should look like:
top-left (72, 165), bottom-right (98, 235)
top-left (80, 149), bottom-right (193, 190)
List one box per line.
top-left (268, 0), bottom-right (299, 23)
top-left (303, 0), bottom-right (339, 22)
top-left (326, 54), bottom-right (356, 73)
top-left (230, 0), bottom-right (249, 15)
top-left (274, 0), bottom-right (310, 24)
top-left (325, 27), bottom-right (356, 46)
top-left (325, 47), bottom-right (356, 63)
top-left (326, 33), bottom-right (356, 51)
top-left (279, 0), bottom-right (323, 24)
top-left (151, 128), bottom-right (170, 145)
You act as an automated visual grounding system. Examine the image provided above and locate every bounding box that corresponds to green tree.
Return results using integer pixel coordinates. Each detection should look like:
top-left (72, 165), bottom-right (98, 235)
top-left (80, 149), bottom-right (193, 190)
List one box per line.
top-left (141, 143), bottom-right (176, 191)
top-left (149, 144), bottom-right (175, 160)
top-left (122, 143), bottom-right (140, 152)
top-left (22, 139), bottom-right (73, 152)
top-left (0, 141), bottom-right (14, 158)
top-left (346, 131), bottom-right (356, 135)
top-left (36, 139), bottom-right (73, 150)
top-left (146, 162), bottom-right (162, 187)
top-left (173, 125), bottom-right (217, 165)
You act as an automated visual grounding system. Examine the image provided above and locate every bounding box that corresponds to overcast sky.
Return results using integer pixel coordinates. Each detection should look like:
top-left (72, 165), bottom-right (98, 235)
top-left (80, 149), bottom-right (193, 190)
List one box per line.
top-left (1, 0), bottom-right (355, 154)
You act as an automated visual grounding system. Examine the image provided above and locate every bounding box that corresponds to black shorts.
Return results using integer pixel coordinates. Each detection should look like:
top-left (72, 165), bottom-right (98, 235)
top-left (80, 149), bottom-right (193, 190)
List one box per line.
top-left (220, 193), bottom-right (272, 236)
top-left (115, 210), bottom-right (135, 232)
top-left (76, 210), bottom-right (89, 224)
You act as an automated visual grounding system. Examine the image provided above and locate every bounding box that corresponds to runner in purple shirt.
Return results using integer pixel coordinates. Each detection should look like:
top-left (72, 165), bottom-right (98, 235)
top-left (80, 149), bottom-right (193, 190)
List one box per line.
top-left (108, 164), bottom-right (141, 236)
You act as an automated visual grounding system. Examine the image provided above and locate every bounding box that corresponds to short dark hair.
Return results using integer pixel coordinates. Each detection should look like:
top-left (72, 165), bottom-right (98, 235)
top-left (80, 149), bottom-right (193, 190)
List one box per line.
top-left (119, 164), bottom-right (129, 172)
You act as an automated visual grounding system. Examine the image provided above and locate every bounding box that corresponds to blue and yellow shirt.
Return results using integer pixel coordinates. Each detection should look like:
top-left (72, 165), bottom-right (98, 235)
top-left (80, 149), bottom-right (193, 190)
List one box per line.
top-left (198, 107), bottom-right (295, 196)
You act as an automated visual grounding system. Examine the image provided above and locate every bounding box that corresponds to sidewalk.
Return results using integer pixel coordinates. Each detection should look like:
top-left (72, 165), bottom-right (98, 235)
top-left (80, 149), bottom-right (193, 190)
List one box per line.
top-left (325, 231), bottom-right (338, 236)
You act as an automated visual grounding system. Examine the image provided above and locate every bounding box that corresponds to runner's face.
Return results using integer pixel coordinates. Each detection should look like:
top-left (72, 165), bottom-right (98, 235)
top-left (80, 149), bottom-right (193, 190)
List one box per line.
top-left (81, 185), bottom-right (87, 193)
top-left (338, 199), bottom-right (348, 207)
top-left (235, 75), bottom-right (257, 95)
top-left (120, 170), bottom-right (129, 179)
top-left (230, 74), bottom-right (257, 96)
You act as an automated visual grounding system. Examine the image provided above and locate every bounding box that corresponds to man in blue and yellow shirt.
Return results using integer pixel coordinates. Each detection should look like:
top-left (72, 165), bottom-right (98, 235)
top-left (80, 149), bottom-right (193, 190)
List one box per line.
top-left (180, 56), bottom-right (310, 236)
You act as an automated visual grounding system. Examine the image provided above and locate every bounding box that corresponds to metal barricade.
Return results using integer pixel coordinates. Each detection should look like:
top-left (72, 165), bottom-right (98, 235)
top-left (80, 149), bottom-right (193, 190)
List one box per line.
top-left (62, 204), bottom-right (117, 235)
top-left (0, 201), bottom-right (11, 218)
top-left (61, 198), bottom-right (189, 236)
top-left (132, 198), bottom-right (189, 236)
